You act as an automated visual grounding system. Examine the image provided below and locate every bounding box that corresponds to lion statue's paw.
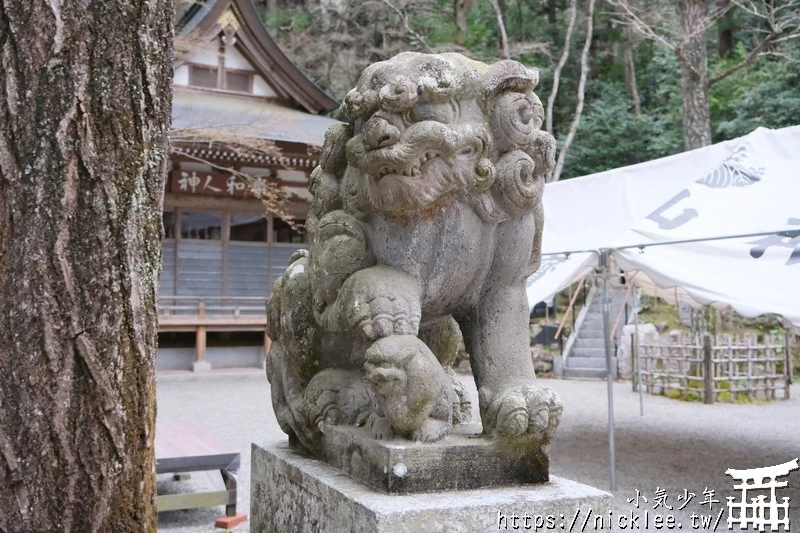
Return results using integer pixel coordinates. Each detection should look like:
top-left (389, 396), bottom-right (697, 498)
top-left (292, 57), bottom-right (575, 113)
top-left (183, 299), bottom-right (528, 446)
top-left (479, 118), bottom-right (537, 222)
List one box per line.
top-left (336, 266), bottom-right (421, 340)
top-left (368, 414), bottom-right (395, 440)
top-left (443, 366), bottom-right (472, 424)
top-left (412, 418), bottom-right (451, 443)
top-left (482, 383), bottom-right (562, 443)
top-left (356, 295), bottom-right (420, 339)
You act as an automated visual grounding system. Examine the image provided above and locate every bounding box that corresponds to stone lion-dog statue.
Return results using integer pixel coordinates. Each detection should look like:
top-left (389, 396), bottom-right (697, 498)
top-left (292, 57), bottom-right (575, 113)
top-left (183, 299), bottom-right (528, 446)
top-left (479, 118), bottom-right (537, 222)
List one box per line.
top-left (267, 52), bottom-right (562, 458)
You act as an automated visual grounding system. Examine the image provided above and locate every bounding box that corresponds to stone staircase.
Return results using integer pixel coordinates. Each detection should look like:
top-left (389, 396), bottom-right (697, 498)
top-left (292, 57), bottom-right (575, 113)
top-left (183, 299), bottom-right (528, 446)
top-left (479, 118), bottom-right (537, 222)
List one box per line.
top-left (562, 281), bottom-right (629, 379)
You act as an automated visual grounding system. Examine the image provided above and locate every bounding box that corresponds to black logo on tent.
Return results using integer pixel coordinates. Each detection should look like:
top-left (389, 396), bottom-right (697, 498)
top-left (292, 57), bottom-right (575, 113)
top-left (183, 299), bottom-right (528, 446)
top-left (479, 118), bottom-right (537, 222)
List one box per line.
top-left (749, 218), bottom-right (800, 266)
top-left (696, 146), bottom-right (764, 188)
top-left (646, 145), bottom-right (766, 231)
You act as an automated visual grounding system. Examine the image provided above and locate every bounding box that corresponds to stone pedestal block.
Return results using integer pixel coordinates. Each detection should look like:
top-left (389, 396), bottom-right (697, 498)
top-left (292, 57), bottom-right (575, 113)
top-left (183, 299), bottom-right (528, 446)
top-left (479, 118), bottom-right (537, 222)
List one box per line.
top-left (319, 424), bottom-right (548, 494)
top-left (251, 441), bottom-right (612, 533)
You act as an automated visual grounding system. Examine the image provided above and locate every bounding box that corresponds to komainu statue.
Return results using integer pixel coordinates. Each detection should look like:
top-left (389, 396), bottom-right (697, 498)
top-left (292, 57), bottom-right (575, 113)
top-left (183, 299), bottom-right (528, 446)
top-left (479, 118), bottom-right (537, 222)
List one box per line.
top-left (267, 52), bottom-right (562, 458)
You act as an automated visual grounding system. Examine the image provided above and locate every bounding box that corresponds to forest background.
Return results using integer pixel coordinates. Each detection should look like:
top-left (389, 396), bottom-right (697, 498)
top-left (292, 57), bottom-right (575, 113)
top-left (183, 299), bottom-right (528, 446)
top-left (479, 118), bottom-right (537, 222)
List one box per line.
top-left (254, 0), bottom-right (799, 181)
top-left (252, 0), bottom-right (799, 341)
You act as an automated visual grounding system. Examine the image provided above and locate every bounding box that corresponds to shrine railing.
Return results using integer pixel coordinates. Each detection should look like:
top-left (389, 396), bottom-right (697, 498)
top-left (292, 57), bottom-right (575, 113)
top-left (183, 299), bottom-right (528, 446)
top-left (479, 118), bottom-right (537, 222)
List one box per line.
top-left (157, 296), bottom-right (267, 329)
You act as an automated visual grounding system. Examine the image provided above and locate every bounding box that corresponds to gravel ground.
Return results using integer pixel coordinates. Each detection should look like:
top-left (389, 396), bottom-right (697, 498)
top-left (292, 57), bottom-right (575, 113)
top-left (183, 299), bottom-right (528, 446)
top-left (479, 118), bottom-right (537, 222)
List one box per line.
top-left (156, 370), bottom-right (800, 532)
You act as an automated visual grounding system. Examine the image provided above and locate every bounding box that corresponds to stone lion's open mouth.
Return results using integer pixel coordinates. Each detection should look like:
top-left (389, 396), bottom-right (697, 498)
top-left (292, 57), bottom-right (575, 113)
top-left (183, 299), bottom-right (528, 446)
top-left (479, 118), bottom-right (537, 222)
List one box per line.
top-left (375, 151), bottom-right (442, 180)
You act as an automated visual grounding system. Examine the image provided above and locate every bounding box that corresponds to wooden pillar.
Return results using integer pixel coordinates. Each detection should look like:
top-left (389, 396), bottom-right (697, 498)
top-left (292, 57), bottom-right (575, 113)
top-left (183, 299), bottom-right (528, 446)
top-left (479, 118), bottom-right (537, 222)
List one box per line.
top-left (196, 326), bottom-right (207, 363)
top-left (703, 335), bottom-right (714, 404)
top-left (786, 329), bottom-right (792, 399)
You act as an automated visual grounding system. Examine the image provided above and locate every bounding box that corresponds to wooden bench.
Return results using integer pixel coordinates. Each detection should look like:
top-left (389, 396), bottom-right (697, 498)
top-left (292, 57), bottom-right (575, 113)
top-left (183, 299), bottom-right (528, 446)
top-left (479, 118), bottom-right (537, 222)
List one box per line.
top-left (155, 420), bottom-right (241, 517)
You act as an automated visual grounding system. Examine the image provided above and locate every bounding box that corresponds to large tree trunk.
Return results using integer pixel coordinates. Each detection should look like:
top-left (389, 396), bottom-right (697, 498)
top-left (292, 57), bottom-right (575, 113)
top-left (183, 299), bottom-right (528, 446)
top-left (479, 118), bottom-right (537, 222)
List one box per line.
top-left (717, 0), bottom-right (733, 57)
top-left (545, 0), bottom-right (558, 36)
top-left (677, 0), bottom-right (712, 150)
top-left (623, 26), bottom-right (641, 115)
top-left (454, 0), bottom-right (475, 44)
top-left (0, 2), bottom-right (173, 532)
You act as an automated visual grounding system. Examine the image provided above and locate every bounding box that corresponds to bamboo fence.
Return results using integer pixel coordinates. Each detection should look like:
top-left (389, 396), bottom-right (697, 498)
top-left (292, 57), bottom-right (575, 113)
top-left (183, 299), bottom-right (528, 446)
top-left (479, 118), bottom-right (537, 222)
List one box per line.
top-left (633, 333), bottom-right (790, 403)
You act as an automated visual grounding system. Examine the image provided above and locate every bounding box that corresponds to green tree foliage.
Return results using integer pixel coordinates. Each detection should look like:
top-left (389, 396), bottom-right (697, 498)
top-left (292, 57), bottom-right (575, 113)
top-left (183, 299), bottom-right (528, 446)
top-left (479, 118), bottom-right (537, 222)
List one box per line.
top-left (559, 81), bottom-right (678, 178)
top-left (711, 42), bottom-right (800, 140)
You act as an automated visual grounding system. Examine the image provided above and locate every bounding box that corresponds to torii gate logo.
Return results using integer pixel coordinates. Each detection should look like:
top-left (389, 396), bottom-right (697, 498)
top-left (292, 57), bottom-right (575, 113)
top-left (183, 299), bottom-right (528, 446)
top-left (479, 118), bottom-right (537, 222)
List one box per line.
top-left (726, 458), bottom-right (799, 531)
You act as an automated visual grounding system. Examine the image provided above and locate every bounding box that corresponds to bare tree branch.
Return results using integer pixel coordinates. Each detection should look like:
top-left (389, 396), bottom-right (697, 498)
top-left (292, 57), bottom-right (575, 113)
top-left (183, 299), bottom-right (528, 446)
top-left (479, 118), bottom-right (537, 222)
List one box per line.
top-left (707, 0), bottom-right (735, 24)
top-left (772, 30), bottom-right (800, 45)
top-left (509, 41), bottom-right (551, 58)
top-left (762, 50), bottom-right (800, 63)
top-left (606, 0), bottom-right (678, 52)
top-left (379, 0), bottom-right (432, 52)
top-left (708, 33), bottom-right (778, 85)
top-left (609, 0), bottom-right (800, 88)
top-left (170, 129), bottom-right (303, 228)
top-left (730, 0), bottom-right (768, 19)
top-left (546, 0), bottom-right (577, 138)
top-left (174, 31), bottom-right (211, 64)
top-left (708, 0), bottom-right (800, 87)
top-left (607, 0), bottom-right (749, 81)
top-left (607, 0), bottom-right (721, 79)
top-left (487, 0), bottom-right (510, 59)
top-left (553, 0), bottom-right (597, 182)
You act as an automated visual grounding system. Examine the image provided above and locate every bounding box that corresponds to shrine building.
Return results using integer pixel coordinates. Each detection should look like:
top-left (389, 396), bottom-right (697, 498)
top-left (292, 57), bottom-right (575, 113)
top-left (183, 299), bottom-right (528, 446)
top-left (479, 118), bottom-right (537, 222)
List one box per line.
top-left (159, 0), bottom-right (339, 371)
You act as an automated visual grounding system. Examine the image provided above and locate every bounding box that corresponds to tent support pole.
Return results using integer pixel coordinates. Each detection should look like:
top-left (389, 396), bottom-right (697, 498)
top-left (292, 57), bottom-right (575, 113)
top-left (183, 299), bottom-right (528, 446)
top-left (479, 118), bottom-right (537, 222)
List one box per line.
top-left (600, 249), bottom-right (617, 491)
top-left (634, 291), bottom-right (644, 416)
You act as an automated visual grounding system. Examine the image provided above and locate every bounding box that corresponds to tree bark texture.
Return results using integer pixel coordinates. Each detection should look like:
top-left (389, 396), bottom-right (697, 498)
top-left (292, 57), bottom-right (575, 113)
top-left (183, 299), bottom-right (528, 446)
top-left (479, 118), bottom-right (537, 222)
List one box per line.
top-left (0, 2), bottom-right (173, 532)
top-left (677, 0), bottom-right (712, 150)
top-left (717, 0), bottom-right (733, 57)
top-left (623, 25), bottom-right (641, 115)
top-left (546, 0), bottom-right (558, 36)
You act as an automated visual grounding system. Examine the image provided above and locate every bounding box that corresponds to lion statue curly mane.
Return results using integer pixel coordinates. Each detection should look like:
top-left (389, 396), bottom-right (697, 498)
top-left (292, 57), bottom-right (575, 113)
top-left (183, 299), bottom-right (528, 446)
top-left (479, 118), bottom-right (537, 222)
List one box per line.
top-left (267, 52), bottom-right (562, 458)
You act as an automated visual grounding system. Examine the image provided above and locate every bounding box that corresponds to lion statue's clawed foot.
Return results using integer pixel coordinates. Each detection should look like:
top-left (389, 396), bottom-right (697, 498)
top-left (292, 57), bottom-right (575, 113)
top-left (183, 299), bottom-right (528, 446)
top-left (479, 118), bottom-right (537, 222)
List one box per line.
top-left (444, 366), bottom-right (472, 424)
top-left (480, 383), bottom-right (562, 444)
top-left (364, 335), bottom-right (454, 442)
top-left (304, 369), bottom-right (374, 433)
top-left (417, 317), bottom-right (472, 424)
top-left (367, 413), bottom-right (395, 440)
top-left (413, 418), bottom-right (451, 443)
top-left (331, 266), bottom-right (421, 340)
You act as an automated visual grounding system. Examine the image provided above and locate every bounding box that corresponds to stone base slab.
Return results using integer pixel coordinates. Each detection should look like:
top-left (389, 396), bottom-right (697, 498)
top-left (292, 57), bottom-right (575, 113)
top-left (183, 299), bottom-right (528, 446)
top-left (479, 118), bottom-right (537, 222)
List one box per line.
top-left (251, 441), bottom-right (612, 533)
top-left (192, 361), bottom-right (212, 372)
top-left (320, 423), bottom-right (549, 493)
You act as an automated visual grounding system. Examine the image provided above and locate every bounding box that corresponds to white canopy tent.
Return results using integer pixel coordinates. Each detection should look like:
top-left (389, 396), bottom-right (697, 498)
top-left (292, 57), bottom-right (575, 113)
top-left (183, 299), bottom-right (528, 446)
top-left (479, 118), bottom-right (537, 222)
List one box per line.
top-left (526, 125), bottom-right (800, 489)
top-left (528, 125), bottom-right (800, 326)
